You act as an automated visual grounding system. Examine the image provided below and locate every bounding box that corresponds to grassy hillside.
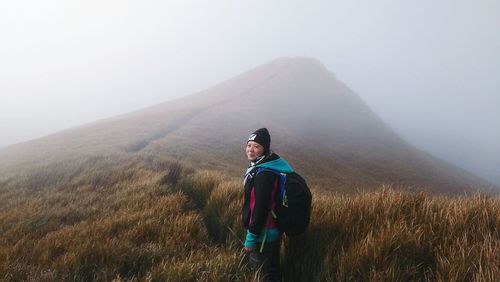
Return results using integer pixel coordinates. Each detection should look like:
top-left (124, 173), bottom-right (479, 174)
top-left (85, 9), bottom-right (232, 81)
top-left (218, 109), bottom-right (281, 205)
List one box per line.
top-left (0, 155), bottom-right (499, 281)
top-left (1, 57), bottom-right (495, 194)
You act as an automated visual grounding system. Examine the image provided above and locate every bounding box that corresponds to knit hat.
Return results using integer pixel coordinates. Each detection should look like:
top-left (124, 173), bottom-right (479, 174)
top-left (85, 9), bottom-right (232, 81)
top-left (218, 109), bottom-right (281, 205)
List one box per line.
top-left (247, 128), bottom-right (271, 155)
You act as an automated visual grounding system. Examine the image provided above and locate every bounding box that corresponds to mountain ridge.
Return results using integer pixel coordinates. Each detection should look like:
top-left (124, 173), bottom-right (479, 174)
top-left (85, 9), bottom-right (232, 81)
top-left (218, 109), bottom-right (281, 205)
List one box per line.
top-left (0, 57), bottom-right (496, 193)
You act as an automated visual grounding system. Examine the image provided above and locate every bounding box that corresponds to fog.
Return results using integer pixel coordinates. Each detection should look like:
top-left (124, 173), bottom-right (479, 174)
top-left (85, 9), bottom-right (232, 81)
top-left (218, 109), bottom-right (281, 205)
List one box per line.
top-left (1, 0), bottom-right (498, 185)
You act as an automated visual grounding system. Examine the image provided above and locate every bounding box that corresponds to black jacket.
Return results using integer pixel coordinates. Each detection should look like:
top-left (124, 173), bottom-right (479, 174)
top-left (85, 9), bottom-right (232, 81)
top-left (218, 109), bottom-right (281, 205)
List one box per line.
top-left (242, 153), bottom-right (281, 235)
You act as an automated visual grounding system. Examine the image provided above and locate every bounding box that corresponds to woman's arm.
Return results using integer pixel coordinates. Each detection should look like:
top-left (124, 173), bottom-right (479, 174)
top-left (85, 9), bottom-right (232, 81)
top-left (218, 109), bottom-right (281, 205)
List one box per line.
top-left (248, 171), bottom-right (275, 235)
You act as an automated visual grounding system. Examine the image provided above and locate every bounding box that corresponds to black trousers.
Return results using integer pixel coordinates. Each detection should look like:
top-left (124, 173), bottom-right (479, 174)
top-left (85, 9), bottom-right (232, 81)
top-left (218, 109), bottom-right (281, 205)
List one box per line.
top-left (248, 240), bottom-right (282, 282)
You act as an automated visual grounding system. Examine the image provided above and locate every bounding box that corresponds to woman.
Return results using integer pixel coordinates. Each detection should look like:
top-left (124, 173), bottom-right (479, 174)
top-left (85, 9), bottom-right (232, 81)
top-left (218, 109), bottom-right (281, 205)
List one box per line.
top-left (242, 128), bottom-right (293, 281)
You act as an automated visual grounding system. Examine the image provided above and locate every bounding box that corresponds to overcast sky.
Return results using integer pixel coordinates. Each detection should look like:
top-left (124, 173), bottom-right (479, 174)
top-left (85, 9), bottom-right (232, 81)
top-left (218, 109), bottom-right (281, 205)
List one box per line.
top-left (1, 0), bottom-right (499, 184)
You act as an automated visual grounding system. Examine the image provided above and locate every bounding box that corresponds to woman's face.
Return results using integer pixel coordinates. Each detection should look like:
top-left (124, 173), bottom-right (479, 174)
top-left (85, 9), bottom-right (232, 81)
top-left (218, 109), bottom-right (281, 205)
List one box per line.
top-left (246, 141), bottom-right (264, 161)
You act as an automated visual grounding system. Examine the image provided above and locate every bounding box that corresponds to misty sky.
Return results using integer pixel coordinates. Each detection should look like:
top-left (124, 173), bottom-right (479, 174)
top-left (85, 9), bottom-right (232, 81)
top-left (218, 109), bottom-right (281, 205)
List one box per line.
top-left (1, 0), bottom-right (499, 184)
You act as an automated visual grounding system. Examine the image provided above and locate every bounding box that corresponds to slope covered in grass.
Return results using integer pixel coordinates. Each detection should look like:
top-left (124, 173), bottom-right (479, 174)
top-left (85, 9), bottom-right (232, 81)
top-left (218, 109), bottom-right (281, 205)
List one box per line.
top-left (0, 155), bottom-right (499, 281)
top-left (0, 155), bottom-right (250, 281)
top-left (2, 58), bottom-right (496, 194)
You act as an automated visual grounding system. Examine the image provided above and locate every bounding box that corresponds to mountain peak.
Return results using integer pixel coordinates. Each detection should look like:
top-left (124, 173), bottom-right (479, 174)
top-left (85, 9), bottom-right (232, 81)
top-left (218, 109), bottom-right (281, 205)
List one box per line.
top-left (256, 56), bottom-right (330, 78)
top-left (0, 57), bottom-right (495, 194)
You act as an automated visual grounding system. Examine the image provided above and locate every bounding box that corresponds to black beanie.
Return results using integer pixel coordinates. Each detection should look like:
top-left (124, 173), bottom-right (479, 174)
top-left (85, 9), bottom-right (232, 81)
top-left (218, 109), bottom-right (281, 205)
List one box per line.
top-left (247, 128), bottom-right (271, 155)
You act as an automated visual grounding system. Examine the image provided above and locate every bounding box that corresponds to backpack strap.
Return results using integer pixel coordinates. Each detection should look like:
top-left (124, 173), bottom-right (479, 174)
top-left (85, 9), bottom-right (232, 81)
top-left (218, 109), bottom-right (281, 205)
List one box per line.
top-left (259, 228), bottom-right (268, 253)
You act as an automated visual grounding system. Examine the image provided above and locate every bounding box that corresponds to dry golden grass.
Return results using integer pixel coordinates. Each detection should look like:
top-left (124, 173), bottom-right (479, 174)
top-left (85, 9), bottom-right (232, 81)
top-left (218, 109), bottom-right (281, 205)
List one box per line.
top-left (0, 155), bottom-right (499, 281)
top-left (283, 188), bottom-right (500, 281)
top-left (0, 156), bottom-right (251, 281)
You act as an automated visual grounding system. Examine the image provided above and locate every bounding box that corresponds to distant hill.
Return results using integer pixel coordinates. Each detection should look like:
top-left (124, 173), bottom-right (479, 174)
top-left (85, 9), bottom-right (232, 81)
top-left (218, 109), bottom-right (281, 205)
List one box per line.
top-left (0, 57), bottom-right (496, 193)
